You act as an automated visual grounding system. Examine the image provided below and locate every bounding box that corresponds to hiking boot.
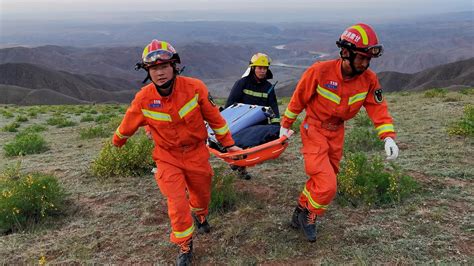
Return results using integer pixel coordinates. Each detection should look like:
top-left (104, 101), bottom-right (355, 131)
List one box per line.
top-left (237, 167), bottom-right (252, 180)
top-left (176, 239), bottom-right (193, 266)
top-left (290, 205), bottom-right (304, 229)
top-left (297, 208), bottom-right (317, 242)
top-left (192, 213), bottom-right (210, 234)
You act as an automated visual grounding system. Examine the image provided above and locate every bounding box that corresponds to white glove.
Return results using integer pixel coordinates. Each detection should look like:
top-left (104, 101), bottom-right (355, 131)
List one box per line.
top-left (279, 127), bottom-right (290, 138)
top-left (384, 137), bottom-right (399, 160)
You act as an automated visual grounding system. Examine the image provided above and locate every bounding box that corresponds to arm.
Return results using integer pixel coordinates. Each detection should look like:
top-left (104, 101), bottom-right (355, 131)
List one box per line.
top-left (112, 95), bottom-right (146, 147)
top-left (364, 76), bottom-right (398, 160)
top-left (225, 79), bottom-right (245, 108)
top-left (198, 81), bottom-right (235, 148)
top-left (281, 66), bottom-right (319, 129)
top-left (268, 83), bottom-right (281, 124)
top-left (363, 77), bottom-right (396, 140)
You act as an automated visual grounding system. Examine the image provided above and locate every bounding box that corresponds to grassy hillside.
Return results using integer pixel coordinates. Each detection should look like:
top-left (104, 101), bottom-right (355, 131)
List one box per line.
top-left (0, 90), bottom-right (472, 264)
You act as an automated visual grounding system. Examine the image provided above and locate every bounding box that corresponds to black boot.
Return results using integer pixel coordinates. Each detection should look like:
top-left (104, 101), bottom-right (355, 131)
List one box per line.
top-left (290, 205), bottom-right (304, 229)
top-left (297, 208), bottom-right (317, 242)
top-left (237, 167), bottom-right (252, 180)
top-left (176, 239), bottom-right (193, 266)
top-left (230, 165), bottom-right (252, 180)
top-left (192, 213), bottom-right (210, 234)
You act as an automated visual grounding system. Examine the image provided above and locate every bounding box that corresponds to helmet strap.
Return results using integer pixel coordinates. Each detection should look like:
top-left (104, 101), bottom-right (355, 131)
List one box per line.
top-left (154, 75), bottom-right (176, 96)
top-left (341, 49), bottom-right (368, 76)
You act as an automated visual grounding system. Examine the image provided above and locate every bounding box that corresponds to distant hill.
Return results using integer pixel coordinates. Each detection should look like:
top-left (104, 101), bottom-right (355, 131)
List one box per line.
top-left (0, 63), bottom-right (136, 104)
top-left (0, 44), bottom-right (252, 83)
top-left (275, 58), bottom-right (474, 97)
top-left (378, 57), bottom-right (474, 92)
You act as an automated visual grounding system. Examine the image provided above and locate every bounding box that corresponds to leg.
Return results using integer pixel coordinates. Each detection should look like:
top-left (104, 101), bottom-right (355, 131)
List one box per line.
top-left (154, 162), bottom-right (194, 245)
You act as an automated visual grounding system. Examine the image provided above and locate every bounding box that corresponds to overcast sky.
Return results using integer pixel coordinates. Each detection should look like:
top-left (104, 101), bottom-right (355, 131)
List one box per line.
top-left (2, 0), bottom-right (473, 22)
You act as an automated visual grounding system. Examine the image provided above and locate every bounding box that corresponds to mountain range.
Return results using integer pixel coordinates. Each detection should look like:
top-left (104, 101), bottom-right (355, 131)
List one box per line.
top-left (0, 56), bottom-right (472, 104)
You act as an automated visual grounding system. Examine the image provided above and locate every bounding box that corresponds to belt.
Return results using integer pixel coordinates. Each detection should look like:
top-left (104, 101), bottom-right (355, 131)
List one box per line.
top-left (306, 117), bottom-right (344, 131)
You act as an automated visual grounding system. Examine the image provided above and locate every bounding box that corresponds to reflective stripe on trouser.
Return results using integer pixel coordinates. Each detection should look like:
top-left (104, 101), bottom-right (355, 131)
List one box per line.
top-left (154, 144), bottom-right (213, 244)
top-left (298, 122), bottom-right (344, 215)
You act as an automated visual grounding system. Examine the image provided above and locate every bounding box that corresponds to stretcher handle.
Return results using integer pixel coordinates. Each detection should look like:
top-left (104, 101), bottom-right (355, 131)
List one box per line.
top-left (214, 130), bottom-right (294, 158)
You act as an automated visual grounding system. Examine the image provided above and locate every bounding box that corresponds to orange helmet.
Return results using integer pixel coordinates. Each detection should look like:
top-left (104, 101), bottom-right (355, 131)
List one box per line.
top-left (336, 23), bottom-right (383, 58)
top-left (141, 39), bottom-right (181, 68)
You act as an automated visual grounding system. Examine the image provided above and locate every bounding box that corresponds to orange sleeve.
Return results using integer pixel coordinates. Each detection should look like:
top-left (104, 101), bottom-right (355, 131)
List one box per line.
top-left (364, 76), bottom-right (396, 140)
top-left (112, 94), bottom-right (146, 147)
top-left (197, 81), bottom-right (235, 147)
top-left (281, 66), bottom-right (319, 129)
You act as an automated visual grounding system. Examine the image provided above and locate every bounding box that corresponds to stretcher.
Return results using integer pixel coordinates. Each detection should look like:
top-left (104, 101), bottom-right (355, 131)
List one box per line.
top-left (207, 103), bottom-right (273, 143)
top-left (208, 131), bottom-right (293, 167)
top-left (207, 103), bottom-right (293, 167)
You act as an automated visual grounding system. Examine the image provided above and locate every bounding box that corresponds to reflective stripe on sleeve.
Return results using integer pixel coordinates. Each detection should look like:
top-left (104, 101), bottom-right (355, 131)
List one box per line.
top-left (348, 92), bottom-right (368, 105)
top-left (284, 108), bottom-right (298, 119)
top-left (212, 124), bottom-right (230, 135)
top-left (115, 128), bottom-right (130, 139)
top-left (375, 124), bottom-right (395, 135)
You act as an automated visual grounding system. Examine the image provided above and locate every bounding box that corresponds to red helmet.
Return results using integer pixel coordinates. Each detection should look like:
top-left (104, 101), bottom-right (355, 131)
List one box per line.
top-left (336, 23), bottom-right (383, 58)
top-left (141, 39), bottom-right (181, 68)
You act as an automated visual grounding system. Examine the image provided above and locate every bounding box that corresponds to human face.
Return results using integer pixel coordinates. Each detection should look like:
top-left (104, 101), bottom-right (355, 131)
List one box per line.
top-left (352, 52), bottom-right (371, 73)
top-left (254, 66), bottom-right (268, 80)
top-left (148, 63), bottom-right (174, 86)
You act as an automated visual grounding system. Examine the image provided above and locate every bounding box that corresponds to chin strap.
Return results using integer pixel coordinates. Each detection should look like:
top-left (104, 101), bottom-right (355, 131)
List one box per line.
top-left (340, 49), bottom-right (369, 76)
top-left (153, 75), bottom-right (176, 96)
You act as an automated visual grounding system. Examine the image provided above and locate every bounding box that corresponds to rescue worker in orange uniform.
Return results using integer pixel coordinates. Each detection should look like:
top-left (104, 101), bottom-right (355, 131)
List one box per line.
top-left (112, 39), bottom-right (241, 265)
top-left (225, 53), bottom-right (280, 180)
top-left (279, 23), bottom-right (399, 242)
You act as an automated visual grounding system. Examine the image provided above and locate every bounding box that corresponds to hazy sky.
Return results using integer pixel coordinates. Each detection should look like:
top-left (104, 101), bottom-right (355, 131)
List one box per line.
top-left (2, 0), bottom-right (473, 22)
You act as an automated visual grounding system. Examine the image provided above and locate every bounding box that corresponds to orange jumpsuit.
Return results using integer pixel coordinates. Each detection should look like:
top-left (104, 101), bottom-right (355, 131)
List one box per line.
top-left (113, 76), bottom-right (234, 244)
top-left (281, 59), bottom-right (396, 215)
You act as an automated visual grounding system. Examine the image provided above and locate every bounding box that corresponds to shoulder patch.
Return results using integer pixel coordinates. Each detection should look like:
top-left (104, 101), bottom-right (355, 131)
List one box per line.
top-left (374, 88), bottom-right (384, 104)
top-left (208, 94), bottom-right (217, 107)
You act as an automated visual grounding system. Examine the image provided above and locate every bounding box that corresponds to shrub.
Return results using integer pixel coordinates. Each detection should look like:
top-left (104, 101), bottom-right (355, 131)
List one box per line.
top-left (209, 166), bottom-right (237, 214)
top-left (447, 104), bottom-right (474, 137)
top-left (107, 116), bottom-right (123, 131)
top-left (291, 117), bottom-right (303, 134)
top-left (94, 114), bottom-right (114, 124)
top-left (80, 114), bottom-right (94, 122)
top-left (344, 127), bottom-right (383, 153)
top-left (337, 152), bottom-right (418, 207)
top-left (22, 124), bottom-right (47, 134)
top-left (79, 126), bottom-right (109, 139)
top-left (459, 87), bottom-right (474, 95)
top-left (0, 167), bottom-right (66, 232)
top-left (353, 111), bottom-right (372, 127)
top-left (2, 122), bottom-right (20, 132)
top-left (424, 88), bottom-right (447, 98)
top-left (3, 133), bottom-right (48, 157)
top-left (0, 110), bottom-right (14, 119)
top-left (27, 110), bottom-right (38, 118)
top-left (46, 116), bottom-right (77, 128)
top-left (91, 133), bottom-right (154, 179)
top-left (15, 115), bottom-right (28, 123)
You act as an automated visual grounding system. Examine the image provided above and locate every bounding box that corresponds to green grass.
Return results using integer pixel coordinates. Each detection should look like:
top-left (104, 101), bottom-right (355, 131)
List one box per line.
top-left (0, 91), bottom-right (472, 264)
top-left (3, 133), bottom-right (49, 157)
top-left (2, 122), bottom-right (21, 132)
top-left (79, 126), bottom-right (110, 139)
top-left (0, 166), bottom-right (67, 232)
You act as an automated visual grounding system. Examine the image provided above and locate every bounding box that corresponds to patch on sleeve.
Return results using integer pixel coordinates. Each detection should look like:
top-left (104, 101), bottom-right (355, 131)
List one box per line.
top-left (374, 89), bottom-right (384, 104)
top-left (208, 94), bottom-right (217, 107)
